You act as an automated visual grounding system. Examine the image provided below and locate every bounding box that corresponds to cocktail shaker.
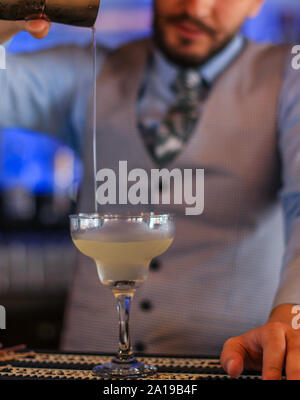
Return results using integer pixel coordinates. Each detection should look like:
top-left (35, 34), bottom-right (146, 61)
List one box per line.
top-left (0, 0), bottom-right (100, 27)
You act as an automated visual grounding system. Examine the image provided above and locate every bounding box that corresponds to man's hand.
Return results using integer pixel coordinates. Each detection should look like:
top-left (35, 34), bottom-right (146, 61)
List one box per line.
top-left (0, 19), bottom-right (51, 43)
top-left (220, 321), bottom-right (300, 380)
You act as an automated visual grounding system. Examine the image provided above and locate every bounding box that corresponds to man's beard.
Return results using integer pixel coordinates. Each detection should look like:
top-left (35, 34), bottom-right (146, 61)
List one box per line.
top-left (153, 14), bottom-right (236, 68)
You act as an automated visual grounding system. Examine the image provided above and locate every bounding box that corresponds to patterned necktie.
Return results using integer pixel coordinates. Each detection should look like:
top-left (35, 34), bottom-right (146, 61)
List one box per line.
top-left (138, 69), bottom-right (210, 167)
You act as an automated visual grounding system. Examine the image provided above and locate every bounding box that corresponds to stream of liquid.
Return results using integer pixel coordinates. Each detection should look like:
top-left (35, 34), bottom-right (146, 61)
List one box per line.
top-left (92, 26), bottom-right (98, 212)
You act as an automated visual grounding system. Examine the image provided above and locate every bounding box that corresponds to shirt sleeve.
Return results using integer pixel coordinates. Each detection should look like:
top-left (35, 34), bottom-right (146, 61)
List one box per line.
top-left (272, 51), bottom-right (300, 309)
top-left (0, 43), bottom-right (106, 152)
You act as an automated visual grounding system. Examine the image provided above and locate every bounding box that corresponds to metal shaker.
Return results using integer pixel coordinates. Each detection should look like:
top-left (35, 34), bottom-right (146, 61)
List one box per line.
top-left (0, 0), bottom-right (100, 27)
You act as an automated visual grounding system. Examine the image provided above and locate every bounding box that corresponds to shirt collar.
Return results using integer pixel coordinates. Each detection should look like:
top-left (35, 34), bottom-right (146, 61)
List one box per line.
top-left (153, 34), bottom-right (245, 89)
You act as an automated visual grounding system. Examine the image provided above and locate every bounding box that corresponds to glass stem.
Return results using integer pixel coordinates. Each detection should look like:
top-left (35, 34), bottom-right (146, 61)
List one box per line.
top-left (113, 291), bottom-right (135, 362)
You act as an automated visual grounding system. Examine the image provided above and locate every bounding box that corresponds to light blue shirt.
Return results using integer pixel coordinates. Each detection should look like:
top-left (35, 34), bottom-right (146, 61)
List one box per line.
top-left (1, 36), bottom-right (300, 307)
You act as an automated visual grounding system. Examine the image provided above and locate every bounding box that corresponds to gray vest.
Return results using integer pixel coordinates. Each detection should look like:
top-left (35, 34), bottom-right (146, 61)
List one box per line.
top-left (61, 39), bottom-right (288, 356)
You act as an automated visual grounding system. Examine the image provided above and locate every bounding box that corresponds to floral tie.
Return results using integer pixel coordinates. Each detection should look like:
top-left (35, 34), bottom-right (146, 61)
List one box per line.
top-left (138, 69), bottom-right (209, 167)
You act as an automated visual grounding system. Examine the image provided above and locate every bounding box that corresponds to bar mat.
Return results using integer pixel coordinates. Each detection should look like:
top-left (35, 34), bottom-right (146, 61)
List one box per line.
top-left (0, 350), bottom-right (262, 380)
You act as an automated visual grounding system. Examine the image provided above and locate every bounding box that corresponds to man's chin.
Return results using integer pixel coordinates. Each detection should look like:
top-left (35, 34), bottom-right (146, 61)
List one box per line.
top-left (154, 35), bottom-right (217, 67)
top-left (155, 42), bottom-right (216, 68)
top-left (153, 26), bottom-right (236, 68)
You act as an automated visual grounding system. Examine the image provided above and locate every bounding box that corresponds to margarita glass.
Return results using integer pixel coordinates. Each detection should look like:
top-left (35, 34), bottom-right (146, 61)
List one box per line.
top-left (70, 212), bottom-right (175, 378)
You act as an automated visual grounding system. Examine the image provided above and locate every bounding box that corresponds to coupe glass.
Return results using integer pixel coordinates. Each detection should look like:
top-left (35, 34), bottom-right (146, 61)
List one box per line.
top-left (70, 212), bottom-right (175, 378)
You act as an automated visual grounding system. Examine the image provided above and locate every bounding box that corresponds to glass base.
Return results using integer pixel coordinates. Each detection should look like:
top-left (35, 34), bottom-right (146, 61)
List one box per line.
top-left (92, 357), bottom-right (157, 378)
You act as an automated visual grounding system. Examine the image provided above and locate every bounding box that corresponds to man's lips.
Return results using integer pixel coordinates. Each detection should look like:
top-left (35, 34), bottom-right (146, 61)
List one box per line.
top-left (173, 22), bottom-right (210, 40)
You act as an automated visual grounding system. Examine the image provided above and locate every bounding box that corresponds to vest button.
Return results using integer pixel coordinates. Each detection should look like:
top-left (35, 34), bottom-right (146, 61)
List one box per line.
top-left (150, 258), bottom-right (161, 271)
top-left (135, 341), bottom-right (146, 352)
top-left (140, 300), bottom-right (152, 311)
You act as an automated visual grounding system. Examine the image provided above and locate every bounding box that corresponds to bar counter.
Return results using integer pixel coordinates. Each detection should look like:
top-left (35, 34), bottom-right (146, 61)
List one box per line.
top-left (0, 350), bottom-right (261, 380)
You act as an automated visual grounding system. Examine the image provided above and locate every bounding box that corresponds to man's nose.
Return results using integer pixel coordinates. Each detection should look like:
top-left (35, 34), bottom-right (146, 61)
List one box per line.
top-left (184, 0), bottom-right (216, 18)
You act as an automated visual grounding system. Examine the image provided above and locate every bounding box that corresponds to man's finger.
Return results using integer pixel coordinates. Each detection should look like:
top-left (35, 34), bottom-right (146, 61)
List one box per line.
top-left (220, 337), bottom-right (246, 378)
top-left (285, 334), bottom-right (300, 380)
top-left (261, 326), bottom-right (286, 380)
top-left (24, 19), bottom-right (51, 39)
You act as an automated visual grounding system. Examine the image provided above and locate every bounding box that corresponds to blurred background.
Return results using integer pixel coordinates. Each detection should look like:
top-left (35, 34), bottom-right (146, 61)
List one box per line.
top-left (0, 0), bottom-right (299, 350)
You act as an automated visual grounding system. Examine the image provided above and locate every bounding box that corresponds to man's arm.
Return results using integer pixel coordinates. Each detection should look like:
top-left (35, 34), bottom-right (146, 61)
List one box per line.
top-left (220, 50), bottom-right (300, 380)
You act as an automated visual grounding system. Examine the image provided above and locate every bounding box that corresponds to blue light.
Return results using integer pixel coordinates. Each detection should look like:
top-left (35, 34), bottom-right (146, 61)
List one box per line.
top-left (0, 128), bottom-right (82, 195)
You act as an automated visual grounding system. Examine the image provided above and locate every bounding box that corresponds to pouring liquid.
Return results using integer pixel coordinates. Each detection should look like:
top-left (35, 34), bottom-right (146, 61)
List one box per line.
top-left (92, 26), bottom-right (98, 212)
